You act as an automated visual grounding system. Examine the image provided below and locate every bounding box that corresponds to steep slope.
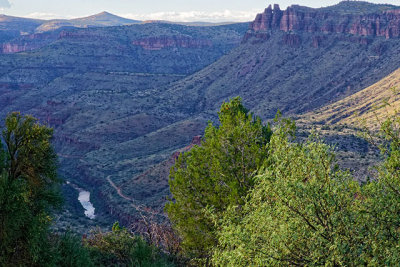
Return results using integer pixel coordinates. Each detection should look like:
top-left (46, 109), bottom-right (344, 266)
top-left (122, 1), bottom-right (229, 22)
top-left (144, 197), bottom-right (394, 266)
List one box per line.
top-left (101, 1), bottom-right (400, 226)
top-left (3, 1), bottom-right (400, 229)
top-left (0, 22), bottom-right (248, 226)
top-left (158, 2), bottom-right (400, 120)
top-left (303, 68), bottom-right (400, 128)
top-left (56, 1), bottom-right (400, 226)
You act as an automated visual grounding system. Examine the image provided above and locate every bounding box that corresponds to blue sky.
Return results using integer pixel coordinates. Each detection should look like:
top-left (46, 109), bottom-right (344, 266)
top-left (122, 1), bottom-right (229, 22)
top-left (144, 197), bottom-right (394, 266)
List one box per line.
top-left (1, 0), bottom-right (400, 22)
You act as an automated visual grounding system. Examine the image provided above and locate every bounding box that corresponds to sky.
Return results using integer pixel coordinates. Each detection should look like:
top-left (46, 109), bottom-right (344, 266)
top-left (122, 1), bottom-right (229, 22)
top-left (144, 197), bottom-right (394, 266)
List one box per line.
top-left (1, 0), bottom-right (400, 22)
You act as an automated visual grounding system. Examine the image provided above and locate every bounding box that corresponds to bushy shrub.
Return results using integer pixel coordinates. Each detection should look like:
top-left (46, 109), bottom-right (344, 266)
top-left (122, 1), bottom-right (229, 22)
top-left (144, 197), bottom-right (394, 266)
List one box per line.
top-left (50, 232), bottom-right (92, 267)
top-left (84, 222), bottom-right (174, 267)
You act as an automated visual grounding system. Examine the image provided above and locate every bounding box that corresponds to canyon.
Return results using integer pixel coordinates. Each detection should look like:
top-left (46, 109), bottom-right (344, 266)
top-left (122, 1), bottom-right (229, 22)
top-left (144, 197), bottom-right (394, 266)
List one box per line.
top-left (0, 1), bottom-right (400, 231)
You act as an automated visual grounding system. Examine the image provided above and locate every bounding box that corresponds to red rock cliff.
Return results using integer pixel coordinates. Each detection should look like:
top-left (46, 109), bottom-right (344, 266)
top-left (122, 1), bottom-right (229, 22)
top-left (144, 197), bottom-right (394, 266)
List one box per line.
top-left (2, 32), bottom-right (57, 54)
top-left (245, 4), bottom-right (400, 42)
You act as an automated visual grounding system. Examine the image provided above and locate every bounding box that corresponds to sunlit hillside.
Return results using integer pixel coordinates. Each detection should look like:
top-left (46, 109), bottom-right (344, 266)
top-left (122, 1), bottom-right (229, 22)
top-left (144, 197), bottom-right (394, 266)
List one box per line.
top-left (303, 68), bottom-right (400, 129)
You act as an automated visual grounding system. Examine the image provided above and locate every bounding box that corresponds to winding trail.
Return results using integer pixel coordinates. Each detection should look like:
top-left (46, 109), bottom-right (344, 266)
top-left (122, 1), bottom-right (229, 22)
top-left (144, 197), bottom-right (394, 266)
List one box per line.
top-left (107, 176), bottom-right (133, 202)
top-left (106, 176), bottom-right (165, 217)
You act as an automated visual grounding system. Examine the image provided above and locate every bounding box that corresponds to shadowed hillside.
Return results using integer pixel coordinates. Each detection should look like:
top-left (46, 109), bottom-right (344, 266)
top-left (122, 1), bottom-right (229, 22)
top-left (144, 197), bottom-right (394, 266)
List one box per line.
top-left (302, 68), bottom-right (400, 129)
top-left (158, 1), bottom-right (400, 120)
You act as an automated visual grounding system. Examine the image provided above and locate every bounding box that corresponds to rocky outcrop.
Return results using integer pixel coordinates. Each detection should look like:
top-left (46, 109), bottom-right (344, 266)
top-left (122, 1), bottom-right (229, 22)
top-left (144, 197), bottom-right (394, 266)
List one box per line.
top-left (132, 36), bottom-right (212, 50)
top-left (2, 32), bottom-right (57, 54)
top-left (2, 42), bottom-right (40, 53)
top-left (245, 4), bottom-right (400, 43)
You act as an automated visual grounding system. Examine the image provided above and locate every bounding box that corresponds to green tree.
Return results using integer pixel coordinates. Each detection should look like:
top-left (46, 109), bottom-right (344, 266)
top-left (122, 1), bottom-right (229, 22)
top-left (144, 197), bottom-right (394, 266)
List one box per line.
top-left (51, 232), bottom-right (93, 267)
top-left (165, 97), bottom-right (271, 263)
top-left (357, 114), bottom-right (400, 264)
top-left (0, 112), bottom-right (62, 266)
top-left (212, 120), bottom-right (364, 266)
top-left (85, 223), bottom-right (173, 267)
top-left (3, 112), bottom-right (58, 186)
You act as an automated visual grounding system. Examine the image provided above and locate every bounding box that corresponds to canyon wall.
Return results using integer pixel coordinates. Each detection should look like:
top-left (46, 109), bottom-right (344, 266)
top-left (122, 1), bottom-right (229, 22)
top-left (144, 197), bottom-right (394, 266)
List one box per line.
top-left (245, 4), bottom-right (400, 43)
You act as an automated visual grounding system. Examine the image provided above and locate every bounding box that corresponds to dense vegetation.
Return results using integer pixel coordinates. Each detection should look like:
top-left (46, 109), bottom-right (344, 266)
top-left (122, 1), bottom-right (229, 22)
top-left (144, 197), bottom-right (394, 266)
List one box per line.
top-left (167, 98), bottom-right (400, 266)
top-left (0, 112), bottom-right (62, 266)
top-left (1, 97), bottom-right (399, 266)
top-left (0, 113), bottom-right (174, 266)
top-left (166, 97), bottom-right (271, 263)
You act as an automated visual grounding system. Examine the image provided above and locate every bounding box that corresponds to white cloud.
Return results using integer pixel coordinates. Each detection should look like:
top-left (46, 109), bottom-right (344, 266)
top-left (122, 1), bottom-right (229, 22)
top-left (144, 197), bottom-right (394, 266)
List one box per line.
top-left (122, 10), bottom-right (259, 23)
top-left (0, 0), bottom-right (10, 9)
top-left (21, 9), bottom-right (258, 23)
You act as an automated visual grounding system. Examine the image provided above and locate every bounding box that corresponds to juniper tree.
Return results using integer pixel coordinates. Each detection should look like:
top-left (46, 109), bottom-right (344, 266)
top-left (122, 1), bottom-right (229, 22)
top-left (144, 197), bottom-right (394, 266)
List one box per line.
top-left (165, 97), bottom-right (271, 263)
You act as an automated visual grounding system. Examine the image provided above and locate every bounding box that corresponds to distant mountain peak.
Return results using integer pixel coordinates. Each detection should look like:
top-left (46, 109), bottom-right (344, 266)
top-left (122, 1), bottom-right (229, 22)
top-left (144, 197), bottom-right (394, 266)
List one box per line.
top-left (98, 11), bottom-right (112, 16)
top-left (34, 11), bottom-right (140, 33)
top-left (77, 11), bottom-right (130, 21)
top-left (89, 11), bottom-right (118, 18)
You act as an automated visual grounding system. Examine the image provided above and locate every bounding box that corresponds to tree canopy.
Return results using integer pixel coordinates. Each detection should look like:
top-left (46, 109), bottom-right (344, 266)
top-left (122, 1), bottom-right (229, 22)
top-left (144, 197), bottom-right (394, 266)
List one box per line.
top-left (165, 97), bottom-right (271, 263)
top-left (0, 112), bottom-right (62, 266)
top-left (357, 114), bottom-right (400, 264)
top-left (212, 115), bottom-right (400, 266)
top-left (212, 119), bottom-right (364, 266)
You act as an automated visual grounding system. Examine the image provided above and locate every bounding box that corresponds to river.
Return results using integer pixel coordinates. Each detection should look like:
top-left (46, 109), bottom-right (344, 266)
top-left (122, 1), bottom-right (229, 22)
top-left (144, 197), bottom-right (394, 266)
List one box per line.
top-left (78, 190), bottom-right (96, 219)
top-left (67, 181), bottom-right (96, 219)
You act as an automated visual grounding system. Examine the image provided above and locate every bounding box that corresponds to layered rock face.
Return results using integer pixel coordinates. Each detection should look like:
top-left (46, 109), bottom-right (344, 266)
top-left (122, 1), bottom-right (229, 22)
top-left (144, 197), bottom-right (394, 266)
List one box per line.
top-left (132, 36), bottom-right (212, 50)
top-left (2, 32), bottom-right (58, 54)
top-left (245, 4), bottom-right (400, 42)
top-left (2, 42), bottom-right (41, 53)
